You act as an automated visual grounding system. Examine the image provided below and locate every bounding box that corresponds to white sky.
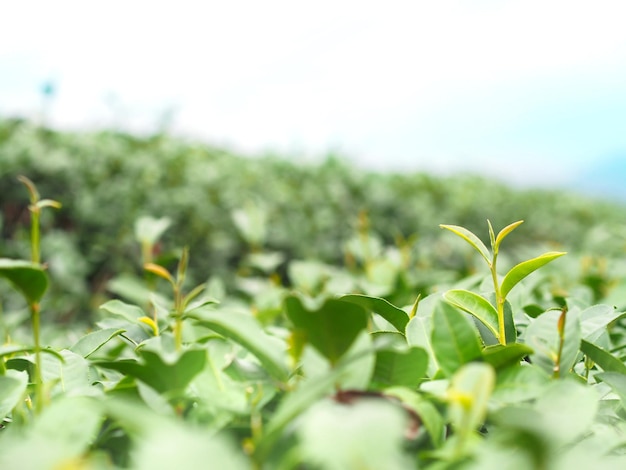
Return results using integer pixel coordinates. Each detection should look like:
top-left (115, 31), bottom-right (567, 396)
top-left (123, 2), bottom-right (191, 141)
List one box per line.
top-left (2, 0), bottom-right (626, 185)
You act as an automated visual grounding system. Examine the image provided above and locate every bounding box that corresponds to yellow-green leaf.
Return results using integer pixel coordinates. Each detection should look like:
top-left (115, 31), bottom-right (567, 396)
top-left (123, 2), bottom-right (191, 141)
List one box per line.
top-left (440, 224), bottom-right (491, 264)
top-left (500, 251), bottom-right (566, 298)
top-left (443, 289), bottom-right (499, 339)
top-left (494, 220), bottom-right (524, 253)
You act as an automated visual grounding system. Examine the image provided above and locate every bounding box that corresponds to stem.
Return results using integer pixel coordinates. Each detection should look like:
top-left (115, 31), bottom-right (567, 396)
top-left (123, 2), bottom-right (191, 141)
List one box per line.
top-left (31, 302), bottom-right (43, 414)
top-left (490, 254), bottom-right (506, 345)
top-left (553, 308), bottom-right (567, 379)
top-left (31, 208), bottom-right (41, 264)
top-left (173, 285), bottom-right (183, 351)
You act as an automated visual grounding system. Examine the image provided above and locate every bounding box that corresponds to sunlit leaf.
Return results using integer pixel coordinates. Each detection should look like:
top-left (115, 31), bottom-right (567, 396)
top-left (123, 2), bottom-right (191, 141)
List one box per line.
top-left (443, 289), bottom-right (499, 339)
top-left (440, 224), bottom-right (491, 264)
top-left (494, 220), bottom-right (524, 253)
top-left (500, 251), bottom-right (566, 298)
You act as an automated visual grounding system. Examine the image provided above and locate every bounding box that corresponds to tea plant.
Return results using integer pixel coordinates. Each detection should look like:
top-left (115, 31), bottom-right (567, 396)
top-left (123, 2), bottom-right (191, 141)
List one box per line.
top-left (1, 176), bottom-right (626, 469)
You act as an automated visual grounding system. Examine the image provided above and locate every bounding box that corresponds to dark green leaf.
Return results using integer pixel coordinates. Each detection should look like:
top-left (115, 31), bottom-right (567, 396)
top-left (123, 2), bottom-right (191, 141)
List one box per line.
top-left (372, 347), bottom-right (428, 387)
top-left (580, 339), bottom-right (626, 374)
top-left (431, 302), bottom-right (482, 376)
top-left (284, 295), bottom-right (368, 366)
top-left (482, 343), bottom-right (533, 370)
top-left (94, 347), bottom-right (206, 395)
top-left (340, 294), bottom-right (409, 333)
top-left (0, 258), bottom-right (48, 304)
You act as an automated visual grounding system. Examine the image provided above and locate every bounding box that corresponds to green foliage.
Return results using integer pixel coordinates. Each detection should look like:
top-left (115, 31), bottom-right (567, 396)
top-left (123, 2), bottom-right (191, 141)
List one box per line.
top-left (2, 121), bottom-right (626, 467)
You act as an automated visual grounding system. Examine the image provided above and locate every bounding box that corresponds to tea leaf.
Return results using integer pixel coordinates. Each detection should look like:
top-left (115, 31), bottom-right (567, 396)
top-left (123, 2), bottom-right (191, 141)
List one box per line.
top-left (0, 258), bottom-right (48, 304)
top-left (372, 347), bottom-right (428, 388)
top-left (482, 343), bottom-right (533, 370)
top-left (284, 295), bottom-right (368, 366)
top-left (188, 308), bottom-right (290, 382)
top-left (494, 220), bottom-right (524, 253)
top-left (500, 251), bottom-right (566, 298)
top-left (580, 339), bottom-right (626, 374)
top-left (340, 293), bottom-right (409, 333)
top-left (0, 370), bottom-right (28, 419)
top-left (448, 363), bottom-right (495, 437)
top-left (70, 327), bottom-right (126, 358)
top-left (443, 289), bottom-right (499, 339)
top-left (440, 224), bottom-right (491, 264)
top-left (431, 302), bottom-right (482, 376)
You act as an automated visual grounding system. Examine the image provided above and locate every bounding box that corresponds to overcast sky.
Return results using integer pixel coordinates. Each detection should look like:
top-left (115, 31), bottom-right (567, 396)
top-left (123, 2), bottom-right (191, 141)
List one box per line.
top-left (2, 0), bottom-right (626, 186)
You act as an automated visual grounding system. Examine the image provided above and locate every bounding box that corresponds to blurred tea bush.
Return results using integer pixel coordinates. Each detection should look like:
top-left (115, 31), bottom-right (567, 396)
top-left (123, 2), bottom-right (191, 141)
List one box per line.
top-left (2, 118), bottom-right (625, 319)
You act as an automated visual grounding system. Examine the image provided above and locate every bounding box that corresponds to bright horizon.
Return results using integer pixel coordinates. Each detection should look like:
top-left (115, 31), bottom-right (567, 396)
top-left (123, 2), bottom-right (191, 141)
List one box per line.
top-left (2, 0), bottom-right (626, 186)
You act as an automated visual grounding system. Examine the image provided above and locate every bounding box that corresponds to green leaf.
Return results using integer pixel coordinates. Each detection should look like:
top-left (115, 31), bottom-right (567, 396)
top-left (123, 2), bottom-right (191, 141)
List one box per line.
top-left (188, 308), bottom-right (290, 382)
top-left (384, 386), bottom-right (445, 447)
top-left (284, 295), bottom-right (368, 366)
top-left (431, 302), bottom-right (483, 376)
top-left (443, 289), bottom-right (499, 339)
top-left (0, 397), bottom-right (103, 469)
top-left (494, 220), bottom-right (524, 253)
top-left (525, 308), bottom-right (581, 377)
top-left (596, 372), bottom-right (626, 411)
top-left (104, 399), bottom-right (250, 469)
top-left (500, 251), bottom-right (566, 298)
top-left (94, 346), bottom-right (207, 395)
top-left (0, 370), bottom-right (28, 419)
top-left (448, 363), bottom-right (495, 437)
top-left (580, 304), bottom-right (626, 342)
top-left (439, 224), bottom-right (491, 264)
top-left (482, 343), bottom-right (533, 370)
top-left (502, 299), bottom-right (517, 344)
top-left (340, 294), bottom-right (409, 333)
top-left (41, 349), bottom-right (101, 398)
top-left (70, 327), bottom-right (126, 358)
top-left (372, 347), bottom-right (428, 388)
top-left (99, 299), bottom-right (146, 322)
top-left (580, 339), bottom-right (626, 374)
top-left (259, 364), bottom-right (348, 460)
top-left (492, 379), bottom-right (598, 447)
top-left (0, 258), bottom-right (48, 304)
top-left (0, 345), bottom-right (65, 363)
top-left (296, 396), bottom-right (412, 469)
top-left (492, 364), bottom-right (550, 404)
top-left (406, 294), bottom-right (439, 377)
top-left (134, 215), bottom-right (171, 245)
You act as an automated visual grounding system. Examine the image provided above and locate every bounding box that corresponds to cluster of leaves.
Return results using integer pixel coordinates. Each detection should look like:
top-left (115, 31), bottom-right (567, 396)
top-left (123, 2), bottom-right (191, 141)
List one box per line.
top-left (2, 176), bottom-right (626, 469)
top-left (3, 118), bottom-right (626, 321)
